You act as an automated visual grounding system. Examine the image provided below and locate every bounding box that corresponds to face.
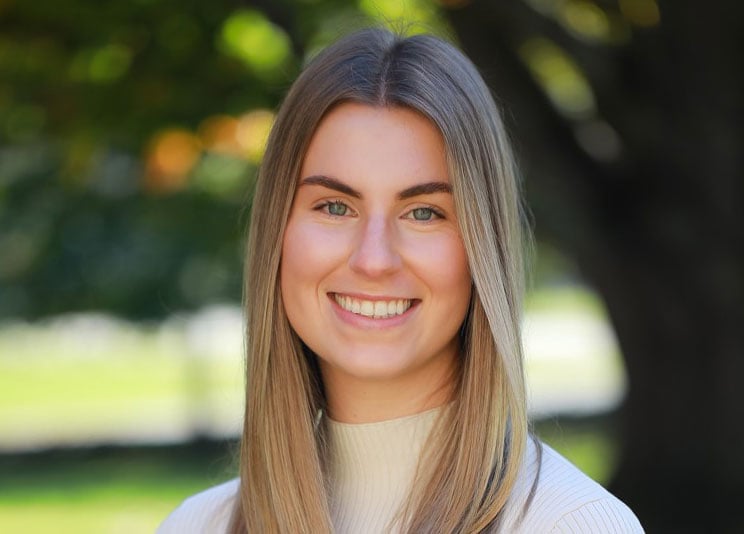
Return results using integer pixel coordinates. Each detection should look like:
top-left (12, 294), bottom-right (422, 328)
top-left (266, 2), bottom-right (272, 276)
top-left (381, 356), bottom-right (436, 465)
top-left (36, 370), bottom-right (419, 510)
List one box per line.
top-left (280, 103), bottom-right (471, 396)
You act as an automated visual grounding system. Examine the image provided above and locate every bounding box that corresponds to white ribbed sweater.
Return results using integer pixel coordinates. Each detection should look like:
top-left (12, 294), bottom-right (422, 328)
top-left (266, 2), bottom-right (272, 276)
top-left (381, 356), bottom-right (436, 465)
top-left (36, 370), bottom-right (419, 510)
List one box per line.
top-left (158, 408), bottom-right (643, 533)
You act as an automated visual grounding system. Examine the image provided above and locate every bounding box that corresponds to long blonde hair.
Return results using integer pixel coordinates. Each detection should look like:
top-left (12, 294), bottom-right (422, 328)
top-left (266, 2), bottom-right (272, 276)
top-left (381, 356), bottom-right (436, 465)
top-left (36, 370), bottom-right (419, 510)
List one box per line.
top-left (232, 28), bottom-right (530, 533)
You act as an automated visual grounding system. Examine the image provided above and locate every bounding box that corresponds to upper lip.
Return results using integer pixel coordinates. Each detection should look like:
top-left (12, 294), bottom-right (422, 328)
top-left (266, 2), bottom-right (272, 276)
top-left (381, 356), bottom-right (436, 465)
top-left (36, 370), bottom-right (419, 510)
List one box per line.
top-left (330, 292), bottom-right (415, 301)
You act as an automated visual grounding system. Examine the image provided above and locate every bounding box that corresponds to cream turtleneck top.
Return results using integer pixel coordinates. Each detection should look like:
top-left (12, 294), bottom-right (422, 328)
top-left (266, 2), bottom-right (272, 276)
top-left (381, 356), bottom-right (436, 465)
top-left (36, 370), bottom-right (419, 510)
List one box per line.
top-left (158, 407), bottom-right (643, 533)
top-left (326, 407), bottom-right (439, 533)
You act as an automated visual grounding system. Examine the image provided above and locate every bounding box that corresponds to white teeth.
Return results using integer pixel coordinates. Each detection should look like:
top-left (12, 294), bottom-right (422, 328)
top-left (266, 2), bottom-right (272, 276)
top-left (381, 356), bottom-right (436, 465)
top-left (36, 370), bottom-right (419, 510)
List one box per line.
top-left (334, 294), bottom-right (412, 319)
top-left (360, 300), bottom-right (374, 317)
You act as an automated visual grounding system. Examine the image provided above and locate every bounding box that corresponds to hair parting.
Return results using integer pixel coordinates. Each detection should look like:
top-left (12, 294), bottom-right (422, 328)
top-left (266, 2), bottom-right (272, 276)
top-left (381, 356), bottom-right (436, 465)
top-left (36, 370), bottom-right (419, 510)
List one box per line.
top-left (230, 27), bottom-right (536, 533)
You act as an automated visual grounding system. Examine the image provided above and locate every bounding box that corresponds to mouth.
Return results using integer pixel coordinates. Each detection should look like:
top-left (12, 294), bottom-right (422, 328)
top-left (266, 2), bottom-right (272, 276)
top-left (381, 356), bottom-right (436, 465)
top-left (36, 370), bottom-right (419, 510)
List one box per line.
top-left (331, 293), bottom-right (416, 319)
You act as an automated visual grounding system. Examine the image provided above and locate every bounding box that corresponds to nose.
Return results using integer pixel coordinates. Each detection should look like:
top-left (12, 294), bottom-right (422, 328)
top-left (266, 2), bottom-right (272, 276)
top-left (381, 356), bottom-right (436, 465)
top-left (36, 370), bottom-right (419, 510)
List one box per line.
top-left (348, 214), bottom-right (402, 278)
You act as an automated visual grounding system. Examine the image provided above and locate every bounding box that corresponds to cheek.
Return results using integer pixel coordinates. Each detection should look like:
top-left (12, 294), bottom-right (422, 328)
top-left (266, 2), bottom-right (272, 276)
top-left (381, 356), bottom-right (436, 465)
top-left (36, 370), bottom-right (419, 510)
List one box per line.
top-left (403, 233), bottom-right (471, 293)
top-left (280, 219), bottom-right (347, 292)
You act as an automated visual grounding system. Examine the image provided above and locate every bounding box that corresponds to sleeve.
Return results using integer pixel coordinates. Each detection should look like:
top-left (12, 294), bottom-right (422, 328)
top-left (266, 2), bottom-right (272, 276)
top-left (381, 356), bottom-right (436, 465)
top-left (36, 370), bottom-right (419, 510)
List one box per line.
top-left (549, 498), bottom-right (644, 534)
top-left (157, 501), bottom-right (203, 534)
top-left (156, 479), bottom-right (239, 534)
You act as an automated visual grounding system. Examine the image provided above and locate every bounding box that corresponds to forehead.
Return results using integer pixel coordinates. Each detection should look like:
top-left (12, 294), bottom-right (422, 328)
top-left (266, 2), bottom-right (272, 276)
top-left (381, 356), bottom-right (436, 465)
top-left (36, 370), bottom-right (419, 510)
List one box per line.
top-left (300, 102), bottom-right (449, 187)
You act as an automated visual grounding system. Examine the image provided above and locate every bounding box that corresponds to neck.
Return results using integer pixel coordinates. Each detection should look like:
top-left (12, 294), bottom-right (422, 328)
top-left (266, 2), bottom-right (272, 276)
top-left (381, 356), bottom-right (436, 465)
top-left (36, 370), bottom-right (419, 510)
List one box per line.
top-left (321, 361), bottom-right (456, 423)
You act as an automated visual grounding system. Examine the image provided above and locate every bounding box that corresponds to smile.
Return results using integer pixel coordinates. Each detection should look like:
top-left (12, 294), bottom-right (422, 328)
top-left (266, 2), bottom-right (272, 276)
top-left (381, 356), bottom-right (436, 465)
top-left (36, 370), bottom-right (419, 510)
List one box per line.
top-left (332, 293), bottom-right (414, 319)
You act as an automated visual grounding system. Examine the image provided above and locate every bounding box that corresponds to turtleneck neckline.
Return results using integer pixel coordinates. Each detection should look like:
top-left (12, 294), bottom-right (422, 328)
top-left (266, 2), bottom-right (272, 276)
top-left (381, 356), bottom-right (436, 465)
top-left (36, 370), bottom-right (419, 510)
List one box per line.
top-left (325, 405), bottom-right (444, 534)
top-left (325, 403), bottom-right (444, 429)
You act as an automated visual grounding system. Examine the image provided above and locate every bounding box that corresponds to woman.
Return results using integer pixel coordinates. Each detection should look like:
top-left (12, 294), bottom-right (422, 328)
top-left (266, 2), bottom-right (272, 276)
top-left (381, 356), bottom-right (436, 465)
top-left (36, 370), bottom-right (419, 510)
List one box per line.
top-left (159, 28), bottom-right (643, 533)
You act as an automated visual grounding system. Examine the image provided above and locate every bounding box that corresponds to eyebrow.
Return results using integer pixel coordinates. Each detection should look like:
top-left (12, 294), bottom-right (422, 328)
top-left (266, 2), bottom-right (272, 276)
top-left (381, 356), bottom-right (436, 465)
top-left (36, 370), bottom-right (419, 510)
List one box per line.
top-left (300, 175), bottom-right (361, 198)
top-left (299, 175), bottom-right (452, 200)
top-left (398, 181), bottom-right (452, 199)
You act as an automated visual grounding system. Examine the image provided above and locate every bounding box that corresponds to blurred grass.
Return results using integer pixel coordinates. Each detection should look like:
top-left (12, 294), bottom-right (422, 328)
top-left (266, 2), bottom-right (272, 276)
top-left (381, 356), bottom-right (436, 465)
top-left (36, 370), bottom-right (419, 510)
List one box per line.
top-left (0, 441), bottom-right (237, 533)
top-left (0, 417), bottom-right (619, 534)
top-left (0, 286), bottom-right (623, 532)
top-left (535, 414), bottom-right (619, 484)
top-left (0, 310), bottom-right (245, 447)
top-left (0, 289), bottom-right (626, 446)
top-left (0, 356), bottom-right (242, 445)
top-left (0, 357), bottom-right (181, 410)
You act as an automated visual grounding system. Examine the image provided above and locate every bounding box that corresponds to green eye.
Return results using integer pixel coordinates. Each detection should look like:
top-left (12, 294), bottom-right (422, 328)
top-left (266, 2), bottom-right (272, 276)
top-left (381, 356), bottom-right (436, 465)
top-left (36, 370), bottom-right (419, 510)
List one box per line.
top-left (411, 207), bottom-right (434, 221)
top-left (328, 202), bottom-right (347, 216)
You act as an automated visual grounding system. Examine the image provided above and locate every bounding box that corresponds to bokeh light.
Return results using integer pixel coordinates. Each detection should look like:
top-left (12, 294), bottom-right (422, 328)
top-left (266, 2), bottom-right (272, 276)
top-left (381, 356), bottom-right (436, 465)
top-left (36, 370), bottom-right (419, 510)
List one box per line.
top-left (236, 109), bottom-right (275, 164)
top-left (144, 129), bottom-right (202, 193)
top-left (219, 9), bottom-right (293, 77)
top-left (519, 37), bottom-right (596, 119)
top-left (358, 0), bottom-right (448, 36)
top-left (559, 0), bottom-right (611, 41)
top-left (199, 115), bottom-right (242, 157)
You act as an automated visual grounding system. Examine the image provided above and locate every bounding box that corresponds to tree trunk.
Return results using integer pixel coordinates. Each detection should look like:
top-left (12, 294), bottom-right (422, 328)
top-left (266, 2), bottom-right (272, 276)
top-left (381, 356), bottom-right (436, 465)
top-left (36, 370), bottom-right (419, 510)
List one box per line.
top-left (445, 1), bottom-right (744, 531)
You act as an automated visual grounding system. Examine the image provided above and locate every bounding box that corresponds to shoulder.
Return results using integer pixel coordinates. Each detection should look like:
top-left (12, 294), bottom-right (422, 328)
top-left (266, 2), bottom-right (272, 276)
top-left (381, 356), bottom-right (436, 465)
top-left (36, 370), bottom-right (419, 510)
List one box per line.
top-left (157, 478), bottom-right (240, 534)
top-left (500, 441), bottom-right (644, 533)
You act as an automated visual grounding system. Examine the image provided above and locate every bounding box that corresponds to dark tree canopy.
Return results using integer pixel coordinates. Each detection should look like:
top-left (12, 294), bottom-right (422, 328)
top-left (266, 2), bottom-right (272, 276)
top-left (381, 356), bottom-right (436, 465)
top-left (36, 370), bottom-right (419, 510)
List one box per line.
top-left (443, 1), bottom-right (743, 531)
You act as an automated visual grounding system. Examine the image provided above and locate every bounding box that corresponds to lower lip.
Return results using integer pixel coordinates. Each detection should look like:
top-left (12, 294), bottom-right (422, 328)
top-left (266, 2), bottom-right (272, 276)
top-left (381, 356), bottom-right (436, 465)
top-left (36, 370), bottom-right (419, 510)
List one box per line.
top-left (328, 294), bottom-right (419, 329)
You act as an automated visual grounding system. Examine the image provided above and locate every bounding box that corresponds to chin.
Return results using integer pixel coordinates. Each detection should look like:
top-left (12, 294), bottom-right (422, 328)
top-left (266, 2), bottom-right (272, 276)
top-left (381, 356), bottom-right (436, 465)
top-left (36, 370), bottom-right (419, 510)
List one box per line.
top-left (322, 349), bottom-right (418, 381)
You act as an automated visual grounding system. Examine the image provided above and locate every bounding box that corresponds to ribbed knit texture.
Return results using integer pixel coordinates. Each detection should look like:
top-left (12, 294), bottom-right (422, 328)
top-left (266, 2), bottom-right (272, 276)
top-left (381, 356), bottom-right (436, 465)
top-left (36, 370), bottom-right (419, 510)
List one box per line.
top-left (498, 436), bottom-right (644, 533)
top-left (157, 407), bottom-right (644, 533)
top-left (326, 407), bottom-right (439, 533)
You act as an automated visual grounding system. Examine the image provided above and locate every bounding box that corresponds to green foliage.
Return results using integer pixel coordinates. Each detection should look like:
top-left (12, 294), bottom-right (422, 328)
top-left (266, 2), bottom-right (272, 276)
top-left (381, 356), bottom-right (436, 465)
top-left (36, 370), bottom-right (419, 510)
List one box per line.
top-left (535, 416), bottom-right (618, 484)
top-left (219, 9), bottom-right (294, 79)
top-left (0, 0), bottom-right (452, 319)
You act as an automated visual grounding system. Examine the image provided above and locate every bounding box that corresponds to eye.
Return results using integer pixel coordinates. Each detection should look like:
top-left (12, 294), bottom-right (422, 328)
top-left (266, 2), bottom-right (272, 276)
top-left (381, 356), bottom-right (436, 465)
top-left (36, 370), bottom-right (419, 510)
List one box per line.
top-left (412, 207), bottom-right (433, 221)
top-left (328, 201), bottom-right (347, 216)
top-left (405, 206), bottom-right (442, 222)
top-left (316, 200), bottom-right (352, 217)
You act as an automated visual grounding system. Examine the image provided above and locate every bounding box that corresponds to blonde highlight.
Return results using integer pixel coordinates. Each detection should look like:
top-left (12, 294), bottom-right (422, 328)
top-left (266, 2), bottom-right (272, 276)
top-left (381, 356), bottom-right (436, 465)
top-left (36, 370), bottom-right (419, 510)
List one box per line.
top-left (231, 28), bottom-right (532, 533)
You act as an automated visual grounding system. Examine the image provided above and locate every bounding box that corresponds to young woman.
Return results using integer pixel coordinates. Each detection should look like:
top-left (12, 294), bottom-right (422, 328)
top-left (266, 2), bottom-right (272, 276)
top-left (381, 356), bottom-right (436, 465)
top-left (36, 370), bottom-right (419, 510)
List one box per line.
top-left (159, 29), bottom-right (643, 533)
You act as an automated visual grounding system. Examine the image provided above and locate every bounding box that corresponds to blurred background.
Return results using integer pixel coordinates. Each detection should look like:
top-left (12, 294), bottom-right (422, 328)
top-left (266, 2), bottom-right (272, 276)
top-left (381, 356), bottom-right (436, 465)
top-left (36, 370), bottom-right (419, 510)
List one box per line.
top-left (1, 1), bottom-right (741, 532)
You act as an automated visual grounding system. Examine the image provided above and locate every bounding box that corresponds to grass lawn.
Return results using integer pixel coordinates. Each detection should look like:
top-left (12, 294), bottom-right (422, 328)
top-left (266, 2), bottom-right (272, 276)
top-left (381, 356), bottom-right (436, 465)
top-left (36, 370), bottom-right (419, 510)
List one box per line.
top-left (0, 417), bottom-right (619, 534)
top-left (0, 313), bottom-right (244, 447)
top-left (0, 441), bottom-right (237, 533)
top-left (0, 288), bottom-right (623, 532)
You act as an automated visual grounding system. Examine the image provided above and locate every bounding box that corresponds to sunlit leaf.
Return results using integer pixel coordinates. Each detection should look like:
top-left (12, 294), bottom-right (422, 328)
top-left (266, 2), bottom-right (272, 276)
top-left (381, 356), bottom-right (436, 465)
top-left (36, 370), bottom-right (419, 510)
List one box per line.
top-left (358, 0), bottom-right (448, 36)
top-left (519, 37), bottom-right (596, 119)
top-left (218, 9), bottom-right (292, 77)
top-left (560, 0), bottom-right (611, 42)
